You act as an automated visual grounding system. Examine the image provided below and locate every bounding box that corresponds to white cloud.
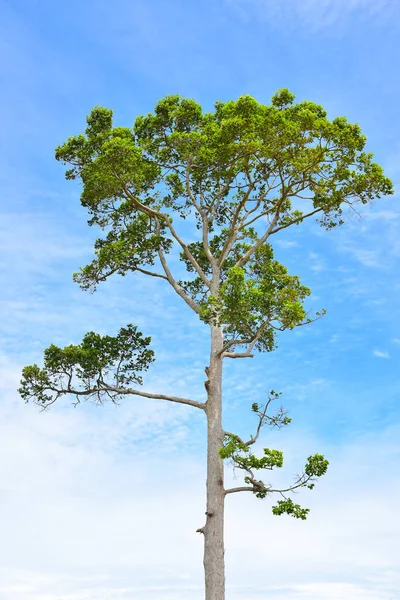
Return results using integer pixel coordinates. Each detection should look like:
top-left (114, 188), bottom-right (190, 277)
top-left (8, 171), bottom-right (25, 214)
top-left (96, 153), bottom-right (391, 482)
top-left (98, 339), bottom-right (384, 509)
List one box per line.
top-left (345, 246), bottom-right (382, 268)
top-left (225, 0), bottom-right (397, 31)
top-left (373, 349), bottom-right (390, 358)
top-left (275, 240), bottom-right (298, 248)
top-left (1, 355), bottom-right (400, 599)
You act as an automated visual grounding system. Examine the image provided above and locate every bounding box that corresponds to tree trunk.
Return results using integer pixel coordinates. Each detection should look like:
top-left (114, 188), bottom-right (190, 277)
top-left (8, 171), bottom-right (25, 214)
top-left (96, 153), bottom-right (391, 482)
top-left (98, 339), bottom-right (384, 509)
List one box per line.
top-left (203, 323), bottom-right (225, 600)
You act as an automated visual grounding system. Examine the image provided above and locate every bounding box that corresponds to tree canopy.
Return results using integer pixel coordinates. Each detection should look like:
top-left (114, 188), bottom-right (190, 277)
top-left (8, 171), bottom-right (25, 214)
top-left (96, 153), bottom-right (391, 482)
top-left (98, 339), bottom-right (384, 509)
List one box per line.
top-left (20, 90), bottom-right (393, 536)
top-left (51, 90), bottom-right (392, 356)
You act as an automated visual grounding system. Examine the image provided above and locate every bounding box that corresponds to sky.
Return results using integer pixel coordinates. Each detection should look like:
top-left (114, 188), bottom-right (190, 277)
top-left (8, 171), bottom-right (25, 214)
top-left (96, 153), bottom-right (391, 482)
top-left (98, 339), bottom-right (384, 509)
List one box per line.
top-left (0, 0), bottom-right (399, 598)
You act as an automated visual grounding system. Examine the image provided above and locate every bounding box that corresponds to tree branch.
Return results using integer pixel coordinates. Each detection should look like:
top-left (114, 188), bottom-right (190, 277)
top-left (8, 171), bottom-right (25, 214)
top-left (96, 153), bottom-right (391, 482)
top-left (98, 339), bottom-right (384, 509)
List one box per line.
top-left (269, 207), bottom-right (324, 236)
top-left (109, 386), bottom-right (206, 410)
top-left (164, 216), bottom-right (212, 289)
top-left (150, 217), bottom-right (200, 314)
top-left (135, 267), bottom-right (169, 280)
top-left (220, 321), bottom-right (270, 357)
top-left (235, 195), bottom-right (286, 268)
top-left (225, 486), bottom-right (255, 495)
top-left (217, 170), bottom-right (255, 267)
top-left (157, 245), bottom-right (200, 314)
top-left (184, 166), bottom-right (217, 269)
top-left (222, 351), bottom-right (254, 359)
top-left (123, 185), bottom-right (211, 290)
top-left (42, 383), bottom-right (206, 411)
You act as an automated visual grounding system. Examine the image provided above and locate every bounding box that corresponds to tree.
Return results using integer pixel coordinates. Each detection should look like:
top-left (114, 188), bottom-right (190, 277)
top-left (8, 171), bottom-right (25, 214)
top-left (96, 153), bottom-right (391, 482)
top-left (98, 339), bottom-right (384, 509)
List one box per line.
top-left (19, 90), bottom-right (393, 600)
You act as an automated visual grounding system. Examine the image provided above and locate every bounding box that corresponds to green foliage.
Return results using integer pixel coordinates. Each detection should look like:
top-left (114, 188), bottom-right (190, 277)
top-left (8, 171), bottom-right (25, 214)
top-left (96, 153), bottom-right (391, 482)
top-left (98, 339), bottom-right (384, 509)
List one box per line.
top-left (19, 325), bottom-right (154, 407)
top-left (305, 453), bottom-right (329, 477)
top-left (201, 243), bottom-right (314, 350)
top-left (272, 499), bottom-right (310, 520)
top-left (54, 91), bottom-right (393, 315)
top-left (220, 396), bottom-right (329, 518)
top-left (219, 434), bottom-right (250, 459)
top-left (20, 91), bottom-right (389, 541)
top-left (74, 212), bottom-right (172, 291)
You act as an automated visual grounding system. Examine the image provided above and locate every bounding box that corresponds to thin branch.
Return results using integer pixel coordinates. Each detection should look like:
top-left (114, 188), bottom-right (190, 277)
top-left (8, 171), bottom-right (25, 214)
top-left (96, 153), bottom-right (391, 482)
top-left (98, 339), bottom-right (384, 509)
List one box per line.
top-left (223, 431), bottom-right (247, 446)
top-left (42, 383), bottom-right (206, 411)
top-left (107, 386), bottom-right (206, 410)
top-left (123, 185), bottom-right (162, 219)
top-left (217, 169), bottom-right (255, 267)
top-left (220, 321), bottom-right (270, 357)
top-left (225, 473), bottom-right (314, 496)
top-left (267, 478), bottom-right (312, 494)
top-left (235, 195), bottom-right (286, 268)
top-left (157, 245), bottom-right (200, 314)
top-left (269, 207), bottom-right (324, 236)
top-left (185, 165), bottom-right (203, 214)
top-left (185, 165), bottom-right (216, 267)
top-left (151, 216), bottom-right (200, 314)
top-left (163, 216), bottom-right (212, 289)
top-left (135, 267), bottom-right (169, 280)
top-left (249, 400), bottom-right (272, 446)
top-left (123, 184), bottom-right (211, 289)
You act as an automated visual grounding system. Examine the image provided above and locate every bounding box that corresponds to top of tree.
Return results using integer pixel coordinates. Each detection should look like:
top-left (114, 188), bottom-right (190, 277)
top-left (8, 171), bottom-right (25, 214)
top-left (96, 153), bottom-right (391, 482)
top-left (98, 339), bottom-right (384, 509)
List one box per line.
top-left (54, 90), bottom-right (393, 354)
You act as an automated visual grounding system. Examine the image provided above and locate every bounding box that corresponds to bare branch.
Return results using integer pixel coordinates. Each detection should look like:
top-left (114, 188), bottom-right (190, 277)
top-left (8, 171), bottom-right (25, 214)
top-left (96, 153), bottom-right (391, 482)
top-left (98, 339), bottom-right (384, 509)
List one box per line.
top-left (185, 164), bottom-right (203, 214)
top-left (42, 383), bottom-right (206, 411)
top-left (248, 399), bottom-right (272, 446)
top-left (223, 432), bottom-right (247, 446)
top-left (123, 185), bottom-right (163, 219)
top-left (267, 477), bottom-right (313, 494)
top-left (235, 196), bottom-right (286, 268)
top-left (269, 207), bottom-right (324, 236)
top-left (109, 386), bottom-right (206, 410)
top-left (157, 245), bottom-right (200, 314)
top-left (184, 165), bottom-right (217, 268)
top-left (135, 267), bottom-right (169, 280)
top-left (224, 486), bottom-right (255, 495)
top-left (150, 217), bottom-right (200, 314)
top-left (221, 321), bottom-right (270, 358)
top-left (163, 216), bottom-right (212, 288)
top-left (223, 351), bottom-right (254, 359)
top-left (217, 170), bottom-right (255, 267)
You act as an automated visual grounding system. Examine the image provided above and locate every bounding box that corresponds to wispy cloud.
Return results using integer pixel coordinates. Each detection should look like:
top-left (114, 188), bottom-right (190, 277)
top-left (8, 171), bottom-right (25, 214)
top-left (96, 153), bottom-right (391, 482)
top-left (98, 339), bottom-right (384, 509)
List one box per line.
top-left (225, 0), bottom-right (397, 31)
top-left (373, 349), bottom-right (390, 358)
top-left (1, 350), bottom-right (400, 599)
top-left (275, 240), bottom-right (299, 249)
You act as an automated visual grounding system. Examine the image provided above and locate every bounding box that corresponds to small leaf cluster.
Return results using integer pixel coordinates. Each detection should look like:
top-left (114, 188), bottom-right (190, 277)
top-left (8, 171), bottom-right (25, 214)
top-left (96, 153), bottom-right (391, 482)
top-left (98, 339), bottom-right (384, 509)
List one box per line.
top-left (19, 325), bottom-right (154, 407)
top-left (272, 499), bottom-right (310, 520)
top-left (240, 448), bottom-right (284, 470)
top-left (305, 453), bottom-right (329, 478)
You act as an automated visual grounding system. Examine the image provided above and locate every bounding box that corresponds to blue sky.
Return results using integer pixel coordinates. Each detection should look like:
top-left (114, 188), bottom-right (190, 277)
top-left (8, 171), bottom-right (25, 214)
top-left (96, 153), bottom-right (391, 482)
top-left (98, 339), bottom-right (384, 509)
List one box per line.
top-left (0, 0), bottom-right (399, 598)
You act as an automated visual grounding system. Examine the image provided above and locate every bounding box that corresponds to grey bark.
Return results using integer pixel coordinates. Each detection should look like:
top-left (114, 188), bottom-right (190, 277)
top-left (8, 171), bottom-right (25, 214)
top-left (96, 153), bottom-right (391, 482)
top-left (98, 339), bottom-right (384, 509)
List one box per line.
top-left (203, 323), bottom-right (225, 600)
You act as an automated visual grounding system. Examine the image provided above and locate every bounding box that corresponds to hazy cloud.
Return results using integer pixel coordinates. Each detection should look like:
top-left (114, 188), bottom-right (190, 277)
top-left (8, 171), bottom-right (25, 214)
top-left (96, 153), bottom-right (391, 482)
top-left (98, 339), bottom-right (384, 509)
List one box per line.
top-left (373, 349), bottom-right (390, 358)
top-left (225, 0), bottom-right (397, 31)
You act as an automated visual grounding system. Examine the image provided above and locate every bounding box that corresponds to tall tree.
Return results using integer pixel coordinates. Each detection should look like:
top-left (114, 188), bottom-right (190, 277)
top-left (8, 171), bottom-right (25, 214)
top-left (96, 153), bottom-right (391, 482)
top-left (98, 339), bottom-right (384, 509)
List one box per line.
top-left (20, 90), bottom-right (393, 599)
